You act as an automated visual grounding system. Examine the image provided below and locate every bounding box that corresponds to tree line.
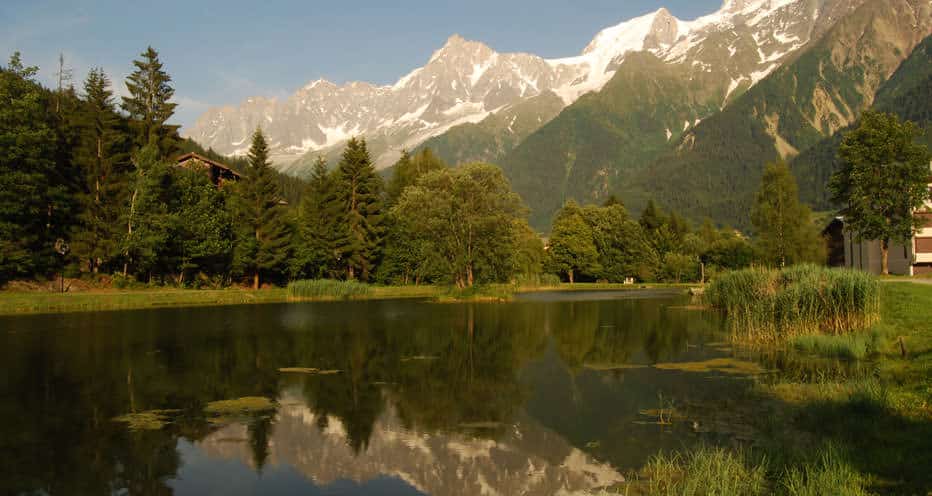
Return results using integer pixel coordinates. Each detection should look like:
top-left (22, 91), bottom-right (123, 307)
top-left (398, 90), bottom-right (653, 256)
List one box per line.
top-left (0, 49), bottom-right (543, 288)
top-left (3, 46), bottom-right (927, 288)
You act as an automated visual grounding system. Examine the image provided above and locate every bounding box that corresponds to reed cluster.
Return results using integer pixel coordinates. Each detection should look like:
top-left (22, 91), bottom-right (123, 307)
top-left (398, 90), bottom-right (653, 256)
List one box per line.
top-left (705, 264), bottom-right (880, 343)
top-left (287, 279), bottom-right (372, 300)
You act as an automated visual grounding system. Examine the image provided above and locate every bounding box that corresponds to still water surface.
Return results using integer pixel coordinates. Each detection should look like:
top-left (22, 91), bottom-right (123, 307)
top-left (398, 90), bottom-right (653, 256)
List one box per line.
top-left (1, 290), bottom-right (753, 495)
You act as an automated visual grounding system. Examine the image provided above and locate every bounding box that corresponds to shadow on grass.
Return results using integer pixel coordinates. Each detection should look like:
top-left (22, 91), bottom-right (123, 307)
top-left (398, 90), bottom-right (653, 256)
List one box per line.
top-left (784, 385), bottom-right (932, 494)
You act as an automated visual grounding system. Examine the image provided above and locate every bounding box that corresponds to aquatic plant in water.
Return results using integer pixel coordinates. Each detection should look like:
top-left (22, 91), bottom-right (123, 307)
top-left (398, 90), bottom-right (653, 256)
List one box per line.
top-left (705, 265), bottom-right (880, 343)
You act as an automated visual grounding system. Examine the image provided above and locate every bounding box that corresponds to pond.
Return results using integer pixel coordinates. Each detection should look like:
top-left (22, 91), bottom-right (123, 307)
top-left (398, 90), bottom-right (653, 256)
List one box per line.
top-left (0, 290), bottom-right (761, 495)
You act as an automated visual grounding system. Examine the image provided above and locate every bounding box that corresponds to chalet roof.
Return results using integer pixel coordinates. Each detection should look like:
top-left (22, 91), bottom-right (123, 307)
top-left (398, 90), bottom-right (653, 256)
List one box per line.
top-left (175, 152), bottom-right (242, 180)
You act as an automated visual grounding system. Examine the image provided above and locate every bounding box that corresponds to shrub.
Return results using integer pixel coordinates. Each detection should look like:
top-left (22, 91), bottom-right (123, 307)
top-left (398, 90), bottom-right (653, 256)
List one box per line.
top-left (705, 265), bottom-right (880, 343)
top-left (287, 279), bottom-right (371, 300)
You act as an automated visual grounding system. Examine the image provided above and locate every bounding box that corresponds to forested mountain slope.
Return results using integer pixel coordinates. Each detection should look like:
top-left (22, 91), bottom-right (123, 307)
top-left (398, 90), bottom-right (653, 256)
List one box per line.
top-left (790, 32), bottom-right (932, 209)
top-left (627, 0), bottom-right (932, 229)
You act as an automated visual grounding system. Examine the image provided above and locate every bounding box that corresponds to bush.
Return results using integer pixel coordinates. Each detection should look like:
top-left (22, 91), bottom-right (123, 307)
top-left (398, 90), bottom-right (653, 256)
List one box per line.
top-left (705, 265), bottom-right (880, 343)
top-left (287, 279), bottom-right (371, 300)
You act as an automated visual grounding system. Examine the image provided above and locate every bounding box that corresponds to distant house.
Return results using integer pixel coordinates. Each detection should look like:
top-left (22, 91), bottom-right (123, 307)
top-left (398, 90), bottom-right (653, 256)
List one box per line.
top-left (838, 165), bottom-right (932, 275)
top-left (175, 152), bottom-right (241, 187)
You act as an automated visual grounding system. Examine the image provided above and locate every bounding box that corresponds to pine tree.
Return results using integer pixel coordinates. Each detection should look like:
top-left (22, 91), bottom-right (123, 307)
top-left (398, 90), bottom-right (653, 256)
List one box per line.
top-left (121, 47), bottom-right (178, 157)
top-left (0, 53), bottom-right (61, 285)
top-left (234, 128), bottom-right (291, 288)
top-left (72, 68), bottom-right (130, 273)
top-left (335, 138), bottom-right (384, 281)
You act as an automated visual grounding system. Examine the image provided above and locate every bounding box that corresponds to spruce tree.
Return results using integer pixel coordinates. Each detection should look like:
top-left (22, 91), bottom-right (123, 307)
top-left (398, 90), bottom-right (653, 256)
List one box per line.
top-left (121, 46), bottom-right (178, 157)
top-left (335, 138), bottom-right (384, 280)
top-left (295, 156), bottom-right (346, 278)
top-left (72, 68), bottom-right (130, 273)
top-left (235, 128), bottom-right (291, 288)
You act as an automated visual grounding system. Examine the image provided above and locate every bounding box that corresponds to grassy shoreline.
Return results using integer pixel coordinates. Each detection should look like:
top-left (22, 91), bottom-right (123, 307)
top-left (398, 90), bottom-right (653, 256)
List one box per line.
top-left (619, 281), bottom-right (932, 495)
top-left (0, 282), bottom-right (692, 316)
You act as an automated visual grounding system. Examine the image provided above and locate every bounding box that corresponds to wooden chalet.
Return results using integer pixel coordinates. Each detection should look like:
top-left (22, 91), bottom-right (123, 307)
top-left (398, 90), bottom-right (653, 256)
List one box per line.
top-left (175, 152), bottom-right (241, 187)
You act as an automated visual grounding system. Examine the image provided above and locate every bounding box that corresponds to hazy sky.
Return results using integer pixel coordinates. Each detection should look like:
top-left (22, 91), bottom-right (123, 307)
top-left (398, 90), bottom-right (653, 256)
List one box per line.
top-left (1, 0), bottom-right (723, 129)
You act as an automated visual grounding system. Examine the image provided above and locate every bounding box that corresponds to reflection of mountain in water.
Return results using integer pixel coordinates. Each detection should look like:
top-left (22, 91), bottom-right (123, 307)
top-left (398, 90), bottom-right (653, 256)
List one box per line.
top-left (199, 390), bottom-right (623, 496)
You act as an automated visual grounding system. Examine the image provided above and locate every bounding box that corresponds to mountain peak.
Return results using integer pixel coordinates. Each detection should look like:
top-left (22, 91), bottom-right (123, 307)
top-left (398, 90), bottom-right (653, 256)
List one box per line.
top-left (443, 33), bottom-right (468, 47)
top-left (646, 7), bottom-right (681, 48)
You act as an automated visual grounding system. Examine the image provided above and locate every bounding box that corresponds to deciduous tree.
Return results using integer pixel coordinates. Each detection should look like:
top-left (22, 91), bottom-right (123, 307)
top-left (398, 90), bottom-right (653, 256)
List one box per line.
top-left (830, 111), bottom-right (932, 274)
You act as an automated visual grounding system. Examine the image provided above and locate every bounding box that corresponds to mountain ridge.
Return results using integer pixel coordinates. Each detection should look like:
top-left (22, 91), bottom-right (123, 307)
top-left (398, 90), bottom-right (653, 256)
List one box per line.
top-left (185, 0), bottom-right (842, 173)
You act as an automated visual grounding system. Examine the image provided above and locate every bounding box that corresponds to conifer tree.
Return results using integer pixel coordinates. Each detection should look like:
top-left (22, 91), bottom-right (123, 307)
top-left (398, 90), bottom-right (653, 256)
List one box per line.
top-left (72, 68), bottom-right (130, 273)
top-left (335, 138), bottom-right (384, 280)
top-left (295, 156), bottom-right (346, 278)
top-left (121, 47), bottom-right (178, 157)
top-left (234, 128), bottom-right (291, 288)
top-left (0, 53), bottom-right (61, 284)
top-left (752, 161), bottom-right (824, 267)
top-left (386, 147), bottom-right (446, 205)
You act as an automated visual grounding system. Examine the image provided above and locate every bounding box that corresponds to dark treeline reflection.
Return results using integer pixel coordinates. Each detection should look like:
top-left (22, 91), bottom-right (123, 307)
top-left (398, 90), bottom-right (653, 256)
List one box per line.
top-left (0, 294), bottom-right (722, 495)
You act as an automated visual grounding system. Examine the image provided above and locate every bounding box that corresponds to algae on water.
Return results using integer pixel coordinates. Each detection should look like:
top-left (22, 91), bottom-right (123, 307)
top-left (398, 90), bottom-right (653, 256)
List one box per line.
top-left (653, 358), bottom-right (766, 375)
top-left (204, 396), bottom-right (276, 416)
top-left (278, 367), bottom-right (341, 375)
top-left (113, 409), bottom-right (181, 431)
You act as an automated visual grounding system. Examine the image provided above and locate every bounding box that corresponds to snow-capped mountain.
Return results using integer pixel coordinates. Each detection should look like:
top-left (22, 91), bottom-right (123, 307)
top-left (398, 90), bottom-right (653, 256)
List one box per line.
top-left (185, 0), bottom-right (865, 171)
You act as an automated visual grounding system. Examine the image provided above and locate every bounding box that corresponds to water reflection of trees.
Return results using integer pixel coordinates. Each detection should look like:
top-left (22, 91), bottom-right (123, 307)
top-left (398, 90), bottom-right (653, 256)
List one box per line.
top-left (0, 295), bottom-right (717, 494)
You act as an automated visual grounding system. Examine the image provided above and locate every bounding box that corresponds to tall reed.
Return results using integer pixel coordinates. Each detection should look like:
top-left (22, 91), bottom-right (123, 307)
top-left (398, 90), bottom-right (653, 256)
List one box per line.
top-left (705, 265), bottom-right (880, 343)
top-left (287, 279), bottom-right (371, 300)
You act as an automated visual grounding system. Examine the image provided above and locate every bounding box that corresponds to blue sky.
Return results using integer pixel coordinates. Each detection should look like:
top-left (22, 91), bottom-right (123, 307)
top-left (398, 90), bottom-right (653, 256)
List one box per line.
top-left (1, 0), bottom-right (722, 129)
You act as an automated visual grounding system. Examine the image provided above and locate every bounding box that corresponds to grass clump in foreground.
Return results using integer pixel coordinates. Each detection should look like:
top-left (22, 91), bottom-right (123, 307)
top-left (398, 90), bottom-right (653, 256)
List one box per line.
top-left (642, 445), bottom-right (767, 495)
top-left (287, 279), bottom-right (371, 300)
top-left (636, 444), bottom-right (870, 496)
top-left (705, 264), bottom-right (880, 343)
top-left (791, 332), bottom-right (879, 360)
